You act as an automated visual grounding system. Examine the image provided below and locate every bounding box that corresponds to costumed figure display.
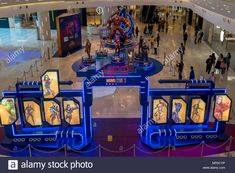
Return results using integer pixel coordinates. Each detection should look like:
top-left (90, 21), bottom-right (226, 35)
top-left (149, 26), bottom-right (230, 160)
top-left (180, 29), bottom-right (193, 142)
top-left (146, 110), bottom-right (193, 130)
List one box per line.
top-left (192, 100), bottom-right (203, 123)
top-left (172, 102), bottom-right (182, 123)
top-left (49, 103), bottom-right (60, 125)
top-left (138, 36), bottom-right (144, 54)
top-left (104, 7), bottom-right (134, 50)
top-left (154, 100), bottom-right (167, 122)
top-left (65, 104), bottom-right (79, 124)
top-left (115, 36), bottom-right (121, 55)
top-left (107, 14), bottom-right (129, 45)
top-left (142, 42), bottom-right (149, 63)
top-left (25, 104), bottom-right (35, 125)
top-left (214, 96), bottom-right (230, 121)
top-left (43, 75), bottom-right (55, 97)
top-left (85, 39), bottom-right (92, 62)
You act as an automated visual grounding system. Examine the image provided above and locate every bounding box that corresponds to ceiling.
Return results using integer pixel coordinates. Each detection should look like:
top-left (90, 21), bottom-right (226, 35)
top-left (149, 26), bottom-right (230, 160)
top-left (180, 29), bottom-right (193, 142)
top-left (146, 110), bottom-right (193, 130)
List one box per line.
top-left (0, 0), bottom-right (234, 19)
top-left (0, 0), bottom-right (235, 19)
top-left (0, 0), bottom-right (234, 34)
top-left (190, 0), bottom-right (235, 19)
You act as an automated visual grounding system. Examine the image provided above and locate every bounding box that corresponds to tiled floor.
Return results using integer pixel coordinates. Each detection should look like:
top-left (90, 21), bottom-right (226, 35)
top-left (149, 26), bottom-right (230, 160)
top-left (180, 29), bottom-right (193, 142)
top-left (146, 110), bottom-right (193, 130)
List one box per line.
top-left (0, 16), bottom-right (235, 122)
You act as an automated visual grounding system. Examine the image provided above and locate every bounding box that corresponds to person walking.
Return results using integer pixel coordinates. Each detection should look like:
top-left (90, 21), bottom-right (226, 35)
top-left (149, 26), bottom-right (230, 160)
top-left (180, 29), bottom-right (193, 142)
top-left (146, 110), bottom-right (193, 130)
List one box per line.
top-left (179, 43), bottom-right (185, 54)
top-left (189, 66), bottom-right (195, 80)
top-left (138, 35), bottom-right (144, 53)
top-left (226, 52), bottom-right (231, 71)
top-left (165, 21), bottom-right (168, 33)
top-left (149, 35), bottom-right (155, 53)
top-left (194, 29), bottom-right (198, 44)
top-left (150, 24), bottom-right (154, 34)
top-left (148, 24), bottom-right (151, 35)
top-left (206, 55), bottom-right (213, 74)
top-left (183, 23), bottom-right (187, 33)
top-left (183, 32), bottom-right (188, 45)
top-left (156, 33), bottom-right (160, 47)
top-left (220, 57), bottom-right (227, 75)
top-left (211, 53), bottom-right (216, 70)
top-left (208, 72), bottom-right (216, 84)
top-left (144, 26), bottom-right (147, 35)
top-left (135, 26), bottom-right (139, 37)
top-left (179, 43), bottom-right (185, 62)
top-left (177, 60), bottom-right (184, 80)
top-left (215, 54), bottom-right (223, 73)
top-left (198, 31), bottom-right (204, 43)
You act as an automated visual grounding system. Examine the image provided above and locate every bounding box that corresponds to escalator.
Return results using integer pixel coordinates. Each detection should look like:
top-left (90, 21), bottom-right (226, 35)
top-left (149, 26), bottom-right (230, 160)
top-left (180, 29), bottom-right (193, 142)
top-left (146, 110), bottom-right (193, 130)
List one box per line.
top-left (141, 6), bottom-right (156, 23)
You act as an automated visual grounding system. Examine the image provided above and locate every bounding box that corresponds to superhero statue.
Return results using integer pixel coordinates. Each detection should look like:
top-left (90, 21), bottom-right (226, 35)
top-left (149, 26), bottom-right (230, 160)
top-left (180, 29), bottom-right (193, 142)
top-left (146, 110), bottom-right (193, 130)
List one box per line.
top-left (142, 42), bottom-right (149, 62)
top-left (115, 36), bottom-right (121, 55)
top-left (107, 14), bottom-right (129, 44)
top-left (85, 39), bottom-right (92, 61)
top-left (172, 102), bottom-right (182, 123)
top-left (214, 96), bottom-right (230, 121)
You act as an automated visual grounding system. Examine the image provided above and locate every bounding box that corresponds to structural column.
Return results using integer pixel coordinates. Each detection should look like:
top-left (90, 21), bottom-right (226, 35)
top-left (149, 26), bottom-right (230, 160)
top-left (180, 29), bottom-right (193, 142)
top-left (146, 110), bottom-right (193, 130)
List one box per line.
top-left (37, 11), bottom-right (51, 41)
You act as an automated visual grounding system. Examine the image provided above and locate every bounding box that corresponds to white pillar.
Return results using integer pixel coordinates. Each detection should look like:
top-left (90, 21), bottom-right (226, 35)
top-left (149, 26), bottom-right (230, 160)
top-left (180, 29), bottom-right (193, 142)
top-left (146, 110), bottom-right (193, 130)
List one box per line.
top-left (37, 11), bottom-right (51, 41)
top-left (8, 17), bottom-right (15, 28)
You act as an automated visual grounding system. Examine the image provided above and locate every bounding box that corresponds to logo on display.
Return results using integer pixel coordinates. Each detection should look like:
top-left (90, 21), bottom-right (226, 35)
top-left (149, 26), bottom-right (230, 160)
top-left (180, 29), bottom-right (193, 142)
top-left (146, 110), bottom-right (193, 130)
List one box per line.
top-left (8, 160), bottom-right (19, 170)
top-left (96, 7), bottom-right (103, 15)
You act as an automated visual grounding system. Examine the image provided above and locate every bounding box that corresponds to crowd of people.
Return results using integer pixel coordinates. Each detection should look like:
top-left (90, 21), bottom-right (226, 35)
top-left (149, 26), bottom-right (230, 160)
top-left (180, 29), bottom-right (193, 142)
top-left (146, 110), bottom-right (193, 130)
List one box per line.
top-left (134, 15), bottom-right (232, 84)
top-left (210, 52), bottom-right (231, 74)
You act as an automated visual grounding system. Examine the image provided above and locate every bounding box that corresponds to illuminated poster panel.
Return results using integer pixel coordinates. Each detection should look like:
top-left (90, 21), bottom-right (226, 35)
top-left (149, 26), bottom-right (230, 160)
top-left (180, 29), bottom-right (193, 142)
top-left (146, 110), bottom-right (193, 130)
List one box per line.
top-left (171, 98), bottom-right (187, 124)
top-left (153, 99), bottom-right (168, 124)
top-left (43, 100), bottom-right (61, 125)
top-left (23, 100), bottom-right (42, 126)
top-left (56, 13), bottom-right (82, 57)
top-left (63, 99), bottom-right (80, 125)
top-left (0, 98), bottom-right (17, 125)
top-left (190, 98), bottom-right (206, 123)
top-left (41, 70), bottom-right (59, 99)
top-left (214, 95), bottom-right (232, 122)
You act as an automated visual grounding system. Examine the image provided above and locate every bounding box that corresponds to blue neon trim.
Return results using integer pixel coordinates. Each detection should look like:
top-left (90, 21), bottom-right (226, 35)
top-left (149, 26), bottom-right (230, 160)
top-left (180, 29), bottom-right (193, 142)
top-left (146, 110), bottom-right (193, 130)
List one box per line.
top-left (72, 132), bottom-right (84, 147)
top-left (55, 131), bottom-right (58, 138)
top-left (61, 130), bottom-right (64, 138)
top-left (66, 131), bottom-right (69, 138)
top-left (89, 106), bottom-right (92, 138)
top-left (163, 129), bottom-right (166, 136)
top-left (11, 125), bottom-right (56, 137)
top-left (169, 129), bottom-right (172, 136)
top-left (176, 121), bottom-right (219, 134)
top-left (174, 129), bottom-right (177, 136)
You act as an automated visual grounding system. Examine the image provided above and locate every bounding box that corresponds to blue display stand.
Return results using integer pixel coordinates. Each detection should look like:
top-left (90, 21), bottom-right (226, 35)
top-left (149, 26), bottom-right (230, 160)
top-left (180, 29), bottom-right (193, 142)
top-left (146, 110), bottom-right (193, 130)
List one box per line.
top-left (0, 64), bottom-right (232, 150)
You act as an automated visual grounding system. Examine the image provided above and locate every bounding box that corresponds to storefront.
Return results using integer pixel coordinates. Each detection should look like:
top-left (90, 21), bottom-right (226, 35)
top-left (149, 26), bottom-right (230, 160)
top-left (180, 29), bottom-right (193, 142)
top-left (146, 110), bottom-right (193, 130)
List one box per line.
top-left (203, 19), bottom-right (235, 70)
